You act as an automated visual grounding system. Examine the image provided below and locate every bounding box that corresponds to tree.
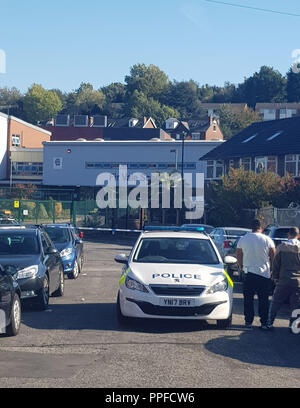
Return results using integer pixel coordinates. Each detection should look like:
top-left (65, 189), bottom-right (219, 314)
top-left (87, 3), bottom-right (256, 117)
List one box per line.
top-left (101, 82), bottom-right (126, 103)
top-left (286, 67), bottom-right (300, 102)
top-left (167, 80), bottom-right (204, 118)
top-left (73, 82), bottom-right (105, 115)
top-left (218, 104), bottom-right (262, 139)
top-left (237, 66), bottom-right (286, 108)
top-left (125, 64), bottom-right (169, 100)
top-left (127, 90), bottom-right (179, 127)
top-left (23, 84), bottom-right (62, 124)
top-left (206, 168), bottom-right (296, 226)
top-left (0, 87), bottom-right (23, 117)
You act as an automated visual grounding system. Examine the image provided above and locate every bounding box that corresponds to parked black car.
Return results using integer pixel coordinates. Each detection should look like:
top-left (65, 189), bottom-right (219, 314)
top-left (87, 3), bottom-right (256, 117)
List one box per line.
top-left (43, 223), bottom-right (84, 279)
top-left (0, 265), bottom-right (21, 336)
top-left (0, 226), bottom-right (64, 310)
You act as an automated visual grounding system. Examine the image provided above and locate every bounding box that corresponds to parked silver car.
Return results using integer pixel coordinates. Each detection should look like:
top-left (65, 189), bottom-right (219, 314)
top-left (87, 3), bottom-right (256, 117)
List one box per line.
top-left (210, 227), bottom-right (251, 259)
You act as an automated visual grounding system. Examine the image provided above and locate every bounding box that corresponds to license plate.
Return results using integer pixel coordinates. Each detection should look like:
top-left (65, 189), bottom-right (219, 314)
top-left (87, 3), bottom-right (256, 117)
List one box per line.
top-left (159, 298), bottom-right (195, 307)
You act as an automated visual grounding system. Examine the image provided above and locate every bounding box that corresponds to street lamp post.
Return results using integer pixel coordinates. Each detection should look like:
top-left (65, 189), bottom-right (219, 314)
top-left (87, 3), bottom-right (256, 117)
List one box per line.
top-left (181, 131), bottom-right (186, 222)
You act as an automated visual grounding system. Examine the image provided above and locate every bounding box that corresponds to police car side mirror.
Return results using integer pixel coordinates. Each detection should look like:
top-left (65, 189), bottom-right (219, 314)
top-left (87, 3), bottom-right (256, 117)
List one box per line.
top-left (224, 256), bottom-right (237, 265)
top-left (115, 254), bottom-right (128, 264)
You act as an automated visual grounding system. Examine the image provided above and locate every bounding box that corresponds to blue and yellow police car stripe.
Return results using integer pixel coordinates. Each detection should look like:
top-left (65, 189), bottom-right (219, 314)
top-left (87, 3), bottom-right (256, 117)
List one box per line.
top-left (119, 267), bottom-right (130, 286)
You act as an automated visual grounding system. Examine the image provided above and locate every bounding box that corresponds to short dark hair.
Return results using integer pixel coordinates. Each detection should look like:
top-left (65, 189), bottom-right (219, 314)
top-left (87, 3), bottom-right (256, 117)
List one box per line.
top-left (251, 219), bottom-right (261, 231)
top-left (288, 227), bottom-right (299, 238)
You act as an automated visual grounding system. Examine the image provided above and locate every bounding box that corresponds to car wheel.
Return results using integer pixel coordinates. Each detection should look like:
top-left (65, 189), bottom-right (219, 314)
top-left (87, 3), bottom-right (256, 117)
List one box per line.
top-left (6, 294), bottom-right (21, 336)
top-left (36, 275), bottom-right (50, 310)
top-left (53, 268), bottom-right (65, 297)
top-left (68, 260), bottom-right (79, 280)
top-left (116, 293), bottom-right (131, 326)
top-left (216, 314), bottom-right (232, 329)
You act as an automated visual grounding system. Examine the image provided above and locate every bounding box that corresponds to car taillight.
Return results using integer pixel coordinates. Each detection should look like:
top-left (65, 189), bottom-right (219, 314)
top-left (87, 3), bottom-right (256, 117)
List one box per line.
top-left (224, 240), bottom-right (231, 249)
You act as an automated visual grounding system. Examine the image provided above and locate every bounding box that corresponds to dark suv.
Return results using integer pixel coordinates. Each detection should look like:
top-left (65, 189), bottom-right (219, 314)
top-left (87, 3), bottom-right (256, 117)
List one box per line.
top-left (0, 265), bottom-right (21, 336)
top-left (0, 226), bottom-right (64, 310)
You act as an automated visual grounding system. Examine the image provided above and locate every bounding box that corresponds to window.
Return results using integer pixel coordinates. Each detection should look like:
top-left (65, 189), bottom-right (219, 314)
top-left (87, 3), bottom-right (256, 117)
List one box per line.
top-left (191, 133), bottom-right (200, 140)
top-left (267, 131), bottom-right (282, 141)
top-left (240, 157), bottom-right (251, 171)
top-left (12, 134), bottom-right (20, 147)
top-left (213, 125), bottom-right (217, 132)
top-left (285, 155), bottom-right (300, 177)
top-left (242, 134), bottom-right (257, 143)
top-left (12, 162), bottom-right (43, 176)
top-left (206, 160), bottom-right (224, 179)
top-left (255, 157), bottom-right (277, 174)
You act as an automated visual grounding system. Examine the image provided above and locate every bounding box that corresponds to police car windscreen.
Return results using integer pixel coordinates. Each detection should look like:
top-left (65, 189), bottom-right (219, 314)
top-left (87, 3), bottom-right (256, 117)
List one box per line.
top-left (133, 238), bottom-right (219, 264)
top-left (0, 233), bottom-right (39, 255)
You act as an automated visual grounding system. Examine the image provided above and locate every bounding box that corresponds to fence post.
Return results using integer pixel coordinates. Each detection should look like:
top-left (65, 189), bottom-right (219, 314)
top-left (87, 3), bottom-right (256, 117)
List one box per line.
top-left (73, 201), bottom-right (77, 226)
top-left (52, 200), bottom-right (55, 223)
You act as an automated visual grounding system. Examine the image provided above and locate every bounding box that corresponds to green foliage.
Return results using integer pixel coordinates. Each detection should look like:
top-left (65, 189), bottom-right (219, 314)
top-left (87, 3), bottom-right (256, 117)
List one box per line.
top-left (218, 105), bottom-right (262, 139)
top-left (37, 203), bottom-right (48, 219)
top-left (238, 66), bottom-right (286, 108)
top-left (127, 91), bottom-right (179, 127)
top-left (74, 82), bottom-right (105, 115)
top-left (23, 84), bottom-right (62, 124)
top-left (167, 80), bottom-right (204, 118)
top-left (286, 68), bottom-right (300, 102)
top-left (206, 168), bottom-right (298, 226)
top-left (125, 64), bottom-right (169, 99)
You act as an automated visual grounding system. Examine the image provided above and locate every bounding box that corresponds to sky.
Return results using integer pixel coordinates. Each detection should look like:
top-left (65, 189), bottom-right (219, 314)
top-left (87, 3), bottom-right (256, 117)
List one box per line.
top-left (0, 0), bottom-right (299, 93)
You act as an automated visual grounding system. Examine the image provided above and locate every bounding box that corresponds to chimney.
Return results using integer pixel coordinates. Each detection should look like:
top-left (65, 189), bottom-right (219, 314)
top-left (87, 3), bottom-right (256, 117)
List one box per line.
top-left (89, 116), bottom-right (94, 127)
top-left (143, 116), bottom-right (147, 125)
top-left (209, 115), bottom-right (213, 125)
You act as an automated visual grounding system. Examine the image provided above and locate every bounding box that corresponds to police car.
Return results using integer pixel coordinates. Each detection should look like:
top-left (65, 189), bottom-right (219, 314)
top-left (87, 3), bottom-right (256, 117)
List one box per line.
top-left (115, 226), bottom-right (236, 327)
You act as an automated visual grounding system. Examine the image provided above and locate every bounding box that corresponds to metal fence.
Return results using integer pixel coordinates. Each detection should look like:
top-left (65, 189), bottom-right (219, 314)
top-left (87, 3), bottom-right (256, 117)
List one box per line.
top-left (243, 207), bottom-right (300, 228)
top-left (0, 198), bottom-right (146, 228)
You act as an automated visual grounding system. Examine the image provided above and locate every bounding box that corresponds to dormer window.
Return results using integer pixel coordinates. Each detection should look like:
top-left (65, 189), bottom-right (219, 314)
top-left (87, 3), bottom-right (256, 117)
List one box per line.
top-left (166, 118), bottom-right (179, 130)
top-left (129, 118), bottom-right (139, 127)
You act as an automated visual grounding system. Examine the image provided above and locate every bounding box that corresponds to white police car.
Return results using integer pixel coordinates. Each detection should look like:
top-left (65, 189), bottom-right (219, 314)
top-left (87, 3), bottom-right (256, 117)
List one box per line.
top-left (115, 226), bottom-right (236, 327)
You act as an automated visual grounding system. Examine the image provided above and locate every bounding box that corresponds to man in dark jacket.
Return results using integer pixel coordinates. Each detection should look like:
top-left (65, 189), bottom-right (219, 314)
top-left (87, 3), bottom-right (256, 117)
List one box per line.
top-left (268, 227), bottom-right (300, 332)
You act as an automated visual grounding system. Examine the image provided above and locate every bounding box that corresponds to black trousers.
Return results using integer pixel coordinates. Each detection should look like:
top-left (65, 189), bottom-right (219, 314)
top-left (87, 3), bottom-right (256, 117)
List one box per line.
top-left (243, 272), bottom-right (271, 325)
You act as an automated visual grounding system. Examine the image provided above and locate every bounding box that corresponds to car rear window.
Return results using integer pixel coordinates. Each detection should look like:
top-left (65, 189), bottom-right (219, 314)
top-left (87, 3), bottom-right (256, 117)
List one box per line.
top-left (133, 237), bottom-right (219, 264)
top-left (273, 229), bottom-right (290, 239)
top-left (225, 230), bottom-right (248, 239)
top-left (0, 233), bottom-right (39, 255)
top-left (44, 227), bottom-right (70, 243)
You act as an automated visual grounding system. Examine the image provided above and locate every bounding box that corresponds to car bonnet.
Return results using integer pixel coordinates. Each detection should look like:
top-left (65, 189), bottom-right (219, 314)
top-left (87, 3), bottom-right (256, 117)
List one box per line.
top-left (128, 262), bottom-right (226, 287)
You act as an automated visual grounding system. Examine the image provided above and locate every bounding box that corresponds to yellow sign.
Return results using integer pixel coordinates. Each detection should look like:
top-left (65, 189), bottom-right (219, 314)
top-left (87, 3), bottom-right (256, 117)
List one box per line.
top-left (14, 201), bottom-right (19, 208)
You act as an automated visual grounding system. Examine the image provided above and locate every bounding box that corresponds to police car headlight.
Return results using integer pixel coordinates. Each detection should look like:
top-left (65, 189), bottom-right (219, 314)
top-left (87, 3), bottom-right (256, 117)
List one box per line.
top-left (207, 278), bottom-right (228, 294)
top-left (16, 265), bottom-right (39, 280)
top-left (125, 276), bottom-right (149, 293)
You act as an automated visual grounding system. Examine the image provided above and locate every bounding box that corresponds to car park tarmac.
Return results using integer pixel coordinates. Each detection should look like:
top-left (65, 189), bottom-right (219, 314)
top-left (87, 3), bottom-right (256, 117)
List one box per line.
top-left (0, 238), bottom-right (299, 388)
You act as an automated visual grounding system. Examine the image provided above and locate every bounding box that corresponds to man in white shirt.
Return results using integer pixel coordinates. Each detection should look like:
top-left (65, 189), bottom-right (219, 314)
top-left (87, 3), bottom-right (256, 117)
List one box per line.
top-left (237, 219), bottom-right (275, 330)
